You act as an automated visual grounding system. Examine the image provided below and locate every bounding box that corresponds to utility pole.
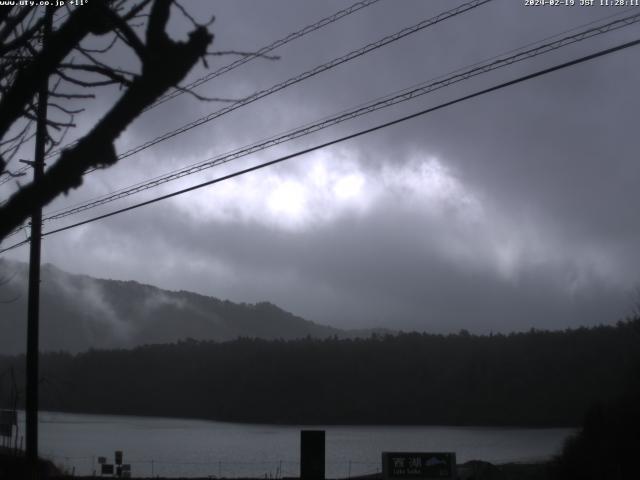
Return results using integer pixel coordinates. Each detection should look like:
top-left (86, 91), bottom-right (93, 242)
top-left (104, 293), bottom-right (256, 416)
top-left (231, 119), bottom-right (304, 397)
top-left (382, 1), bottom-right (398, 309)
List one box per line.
top-left (26, 6), bottom-right (53, 473)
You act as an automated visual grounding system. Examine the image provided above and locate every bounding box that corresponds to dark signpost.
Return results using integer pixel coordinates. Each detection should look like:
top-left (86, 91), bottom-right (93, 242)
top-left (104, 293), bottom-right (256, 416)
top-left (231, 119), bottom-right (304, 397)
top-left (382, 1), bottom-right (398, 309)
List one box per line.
top-left (382, 452), bottom-right (456, 480)
top-left (98, 450), bottom-right (129, 477)
top-left (301, 430), bottom-right (325, 480)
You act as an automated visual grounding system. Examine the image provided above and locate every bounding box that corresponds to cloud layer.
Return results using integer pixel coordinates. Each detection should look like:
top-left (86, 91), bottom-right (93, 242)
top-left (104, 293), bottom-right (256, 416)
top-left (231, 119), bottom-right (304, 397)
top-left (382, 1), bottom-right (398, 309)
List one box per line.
top-left (2, 0), bottom-right (639, 333)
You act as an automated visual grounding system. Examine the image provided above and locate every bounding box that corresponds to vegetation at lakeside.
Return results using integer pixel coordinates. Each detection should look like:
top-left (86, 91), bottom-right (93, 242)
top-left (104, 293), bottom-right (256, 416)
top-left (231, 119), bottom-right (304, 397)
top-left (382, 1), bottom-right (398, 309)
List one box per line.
top-left (550, 371), bottom-right (640, 480)
top-left (1, 318), bottom-right (639, 426)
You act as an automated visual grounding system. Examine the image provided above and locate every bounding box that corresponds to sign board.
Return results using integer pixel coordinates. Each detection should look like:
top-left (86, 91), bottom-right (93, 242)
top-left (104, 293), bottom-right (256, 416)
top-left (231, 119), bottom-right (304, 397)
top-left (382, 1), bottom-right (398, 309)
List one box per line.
top-left (382, 452), bottom-right (456, 480)
top-left (116, 464), bottom-right (131, 477)
top-left (98, 457), bottom-right (107, 464)
top-left (115, 450), bottom-right (123, 465)
top-left (101, 463), bottom-right (114, 475)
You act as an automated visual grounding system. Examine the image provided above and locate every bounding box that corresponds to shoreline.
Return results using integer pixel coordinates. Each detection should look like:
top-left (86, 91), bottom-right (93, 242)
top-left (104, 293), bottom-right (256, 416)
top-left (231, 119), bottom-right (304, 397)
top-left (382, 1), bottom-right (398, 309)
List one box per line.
top-left (14, 408), bottom-right (579, 430)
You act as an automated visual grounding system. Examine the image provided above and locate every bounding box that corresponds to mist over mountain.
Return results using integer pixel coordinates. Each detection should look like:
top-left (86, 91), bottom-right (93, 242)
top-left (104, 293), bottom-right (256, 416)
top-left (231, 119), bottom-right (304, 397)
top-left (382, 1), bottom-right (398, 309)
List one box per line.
top-left (0, 260), bottom-right (383, 354)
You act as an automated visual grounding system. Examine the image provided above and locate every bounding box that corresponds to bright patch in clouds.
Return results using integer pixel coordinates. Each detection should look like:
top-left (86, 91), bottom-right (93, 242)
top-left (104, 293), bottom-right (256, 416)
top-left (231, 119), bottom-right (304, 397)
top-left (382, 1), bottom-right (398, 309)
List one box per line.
top-left (173, 149), bottom-right (375, 229)
top-left (267, 180), bottom-right (307, 221)
top-left (173, 149), bottom-right (481, 232)
top-left (333, 173), bottom-right (364, 200)
top-left (171, 150), bottom-right (614, 285)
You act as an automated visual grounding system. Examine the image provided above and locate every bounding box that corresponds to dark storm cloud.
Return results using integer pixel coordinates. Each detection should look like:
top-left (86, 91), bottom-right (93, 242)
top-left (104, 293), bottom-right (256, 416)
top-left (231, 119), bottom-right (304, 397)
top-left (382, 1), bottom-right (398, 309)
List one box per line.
top-left (3, 0), bottom-right (640, 333)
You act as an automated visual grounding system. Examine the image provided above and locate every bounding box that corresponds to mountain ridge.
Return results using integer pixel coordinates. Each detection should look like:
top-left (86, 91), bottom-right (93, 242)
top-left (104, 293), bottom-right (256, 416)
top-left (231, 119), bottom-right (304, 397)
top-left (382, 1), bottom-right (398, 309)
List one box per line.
top-left (0, 259), bottom-right (389, 354)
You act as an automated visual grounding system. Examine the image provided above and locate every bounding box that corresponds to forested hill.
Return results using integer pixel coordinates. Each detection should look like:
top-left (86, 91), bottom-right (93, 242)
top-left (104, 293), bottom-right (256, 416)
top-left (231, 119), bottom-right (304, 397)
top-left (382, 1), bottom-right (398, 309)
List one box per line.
top-left (2, 319), bottom-right (639, 426)
top-left (0, 260), bottom-right (380, 354)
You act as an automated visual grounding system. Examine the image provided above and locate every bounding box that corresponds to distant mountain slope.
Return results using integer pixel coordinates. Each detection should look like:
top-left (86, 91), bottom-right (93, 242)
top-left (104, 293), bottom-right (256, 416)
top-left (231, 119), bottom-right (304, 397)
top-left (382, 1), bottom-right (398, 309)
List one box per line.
top-left (0, 260), bottom-right (358, 353)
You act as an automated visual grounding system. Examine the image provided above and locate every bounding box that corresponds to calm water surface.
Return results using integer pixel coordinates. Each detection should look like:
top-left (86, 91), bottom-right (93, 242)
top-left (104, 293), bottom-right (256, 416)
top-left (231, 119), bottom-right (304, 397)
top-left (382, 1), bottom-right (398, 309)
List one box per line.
top-left (16, 411), bottom-right (573, 478)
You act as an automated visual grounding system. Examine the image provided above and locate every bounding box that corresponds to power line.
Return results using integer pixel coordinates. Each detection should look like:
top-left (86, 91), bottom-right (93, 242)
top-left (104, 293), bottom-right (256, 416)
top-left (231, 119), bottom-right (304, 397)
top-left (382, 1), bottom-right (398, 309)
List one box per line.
top-left (2, 34), bottom-right (638, 254)
top-left (47, 0), bottom-right (492, 171)
top-left (3, 7), bottom-right (637, 243)
top-left (0, 238), bottom-right (28, 255)
top-left (0, 0), bottom-right (382, 187)
top-left (149, 0), bottom-right (382, 110)
top-left (38, 11), bottom-right (640, 223)
top-left (113, 0), bottom-right (493, 161)
top-left (0, 170), bottom-right (28, 187)
top-left (37, 0), bottom-right (383, 164)
top-left (0, 1), bottom-right (491, 237)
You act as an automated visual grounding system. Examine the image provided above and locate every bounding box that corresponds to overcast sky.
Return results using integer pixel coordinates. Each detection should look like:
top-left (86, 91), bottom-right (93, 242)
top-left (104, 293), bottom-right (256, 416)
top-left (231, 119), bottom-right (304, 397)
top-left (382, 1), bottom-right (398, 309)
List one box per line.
top-left (2, 0), bottom-right (640, 333)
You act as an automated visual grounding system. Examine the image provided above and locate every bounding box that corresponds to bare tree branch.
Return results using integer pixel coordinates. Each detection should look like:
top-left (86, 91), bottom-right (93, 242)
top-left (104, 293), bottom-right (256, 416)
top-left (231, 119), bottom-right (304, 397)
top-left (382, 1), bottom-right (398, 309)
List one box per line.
top-left (0, 4), bottom-right (100, 140)
top-left (0, 0), bottom-right (214, 241)
top-left (58, 62), bottom-right (135, 86)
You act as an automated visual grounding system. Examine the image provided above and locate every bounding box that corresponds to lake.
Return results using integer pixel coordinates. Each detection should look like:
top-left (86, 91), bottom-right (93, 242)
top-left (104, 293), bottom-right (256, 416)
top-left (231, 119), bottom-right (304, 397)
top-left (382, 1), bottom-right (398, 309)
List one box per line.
top-left (15, 411), bottom-right (573, 478)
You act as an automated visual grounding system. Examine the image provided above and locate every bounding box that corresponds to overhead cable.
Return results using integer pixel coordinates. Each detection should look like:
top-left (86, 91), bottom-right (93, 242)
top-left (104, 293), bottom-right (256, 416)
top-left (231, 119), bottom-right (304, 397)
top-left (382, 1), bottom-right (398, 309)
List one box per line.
top-left (2, 34), bottom-right (637, 254)
top-left (40, 11), bottom-right (640, 223)
top-left (149, 0), bottom-right (382, 110)
top-left (44, 0), bottom-right (492, 167)
top-left (31, 0), bottom-right (383, 165)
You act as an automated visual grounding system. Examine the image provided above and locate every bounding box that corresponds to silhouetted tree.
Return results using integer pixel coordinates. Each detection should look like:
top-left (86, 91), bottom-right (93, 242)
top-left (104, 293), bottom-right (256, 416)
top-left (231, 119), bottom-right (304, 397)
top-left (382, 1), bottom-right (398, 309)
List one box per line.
top-left (551, 319), bottom-right (640, 479)
top-left (0, 0), bottom-right (214, 241)
top-left (552, 388), bottom-right (640, 479)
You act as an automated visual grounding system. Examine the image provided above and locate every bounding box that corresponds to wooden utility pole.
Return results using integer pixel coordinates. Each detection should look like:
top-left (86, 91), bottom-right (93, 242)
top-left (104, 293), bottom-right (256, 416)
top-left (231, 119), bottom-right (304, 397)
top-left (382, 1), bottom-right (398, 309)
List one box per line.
top-left (26, 7), bottom-right (53, 471)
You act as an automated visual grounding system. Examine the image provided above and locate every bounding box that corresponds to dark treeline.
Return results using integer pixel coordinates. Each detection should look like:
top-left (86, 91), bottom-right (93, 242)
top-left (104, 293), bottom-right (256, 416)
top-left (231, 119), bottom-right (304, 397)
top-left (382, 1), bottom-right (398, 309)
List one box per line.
top-left (552, 382), bottom-right (640, 480)
top-left (1, 319), bottom-right (639, 426)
